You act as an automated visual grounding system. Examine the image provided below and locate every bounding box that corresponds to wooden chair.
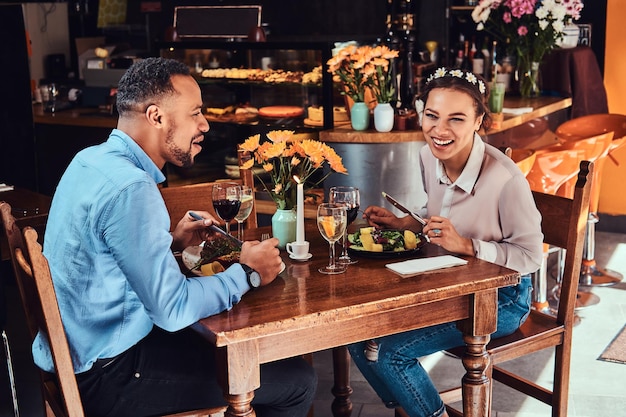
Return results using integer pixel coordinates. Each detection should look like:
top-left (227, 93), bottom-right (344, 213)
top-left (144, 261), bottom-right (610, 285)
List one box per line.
top-left (394, 161), bottom-right (593, 417)
top-left (439, 160), bottom-right (593, 417)
top-left (1, 202), bottom-right (226, 417)
top-left (159, 180), bottom-right (258, 231)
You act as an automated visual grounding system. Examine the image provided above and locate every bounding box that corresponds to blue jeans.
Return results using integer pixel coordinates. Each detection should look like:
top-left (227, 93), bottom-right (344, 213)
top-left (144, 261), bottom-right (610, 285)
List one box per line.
top-left (348, 276), bottom-right (532, 417)
top-left (77, 327), bottom-right (317, 417)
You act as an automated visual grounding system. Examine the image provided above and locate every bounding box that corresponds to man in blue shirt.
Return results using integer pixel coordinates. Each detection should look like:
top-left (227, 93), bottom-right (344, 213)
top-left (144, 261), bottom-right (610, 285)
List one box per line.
top-left (37, 57), bottom-right (316, 416)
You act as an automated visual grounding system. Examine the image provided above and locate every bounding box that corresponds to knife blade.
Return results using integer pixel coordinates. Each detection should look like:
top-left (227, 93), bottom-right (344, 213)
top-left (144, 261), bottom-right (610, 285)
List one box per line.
top-left (381, 192), bottom-right (427, 226)
top-left (189, 211), bottom-right (243, 246)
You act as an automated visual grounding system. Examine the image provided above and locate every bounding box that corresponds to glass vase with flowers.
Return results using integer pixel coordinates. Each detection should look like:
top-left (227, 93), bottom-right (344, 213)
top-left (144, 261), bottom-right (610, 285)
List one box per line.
top-left (239, 130), bottom-right (348, 247)
top-left (471, 0), bottom-right (584, 98)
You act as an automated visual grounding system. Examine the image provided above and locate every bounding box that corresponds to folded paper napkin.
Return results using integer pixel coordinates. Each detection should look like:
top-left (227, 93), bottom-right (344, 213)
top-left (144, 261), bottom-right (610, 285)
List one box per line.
top-left (386, 255), bottom-right (468, 276)
top-left (0, 183), bottom-right (14, 192)
top-left (502, 107), bottom-right (533, 115)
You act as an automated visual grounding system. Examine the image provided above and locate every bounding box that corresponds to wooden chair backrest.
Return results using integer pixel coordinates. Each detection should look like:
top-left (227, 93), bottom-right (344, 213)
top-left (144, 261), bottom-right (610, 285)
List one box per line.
top-left (0, 202), bottom-right (39, 340)
top-left (14, 224), bottom-right (86, 417)
top-left (532, 160), bottom-right (592, 326)
top-left (159, 180), bottom-right (258, 231)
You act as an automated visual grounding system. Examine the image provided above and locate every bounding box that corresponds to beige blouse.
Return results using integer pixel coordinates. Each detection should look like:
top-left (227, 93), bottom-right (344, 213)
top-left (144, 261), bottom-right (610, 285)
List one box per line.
top-left (418, 134), bottom-right (543, 275)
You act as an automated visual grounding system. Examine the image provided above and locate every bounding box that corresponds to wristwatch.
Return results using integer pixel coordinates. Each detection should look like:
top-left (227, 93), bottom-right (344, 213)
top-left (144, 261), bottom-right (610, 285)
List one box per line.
top-left (241, 264), bottom-right (261, 289)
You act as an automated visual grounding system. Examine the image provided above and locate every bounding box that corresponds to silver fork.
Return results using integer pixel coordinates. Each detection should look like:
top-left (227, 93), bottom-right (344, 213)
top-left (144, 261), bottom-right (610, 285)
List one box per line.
top-left (261, 233), bottom-right (270, 241)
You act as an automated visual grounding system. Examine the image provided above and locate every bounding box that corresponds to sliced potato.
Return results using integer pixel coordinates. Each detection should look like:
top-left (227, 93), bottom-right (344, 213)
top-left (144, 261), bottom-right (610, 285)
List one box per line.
top-left (371, 243), bottom-right (383, 252)
top-left (360, 226), bottom-right (374, 235)
top-left (404, 230), bottom-right (418, 250)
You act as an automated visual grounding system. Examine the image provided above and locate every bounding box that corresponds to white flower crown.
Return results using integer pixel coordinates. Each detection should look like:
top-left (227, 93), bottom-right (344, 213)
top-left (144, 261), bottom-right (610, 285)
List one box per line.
top-left (426, 67), bottom-right (487, 96)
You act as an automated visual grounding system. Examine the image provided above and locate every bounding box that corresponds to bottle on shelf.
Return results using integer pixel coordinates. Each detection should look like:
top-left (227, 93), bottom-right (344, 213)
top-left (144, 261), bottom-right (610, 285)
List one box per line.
top-left (490, 40), bottom-right (498, 83)
top-left (481, 36), bottom-right (491, 79)
top-left (460, 40), bottom-right (471, 71)
top-left (472, 38), bottom-right (484, 76)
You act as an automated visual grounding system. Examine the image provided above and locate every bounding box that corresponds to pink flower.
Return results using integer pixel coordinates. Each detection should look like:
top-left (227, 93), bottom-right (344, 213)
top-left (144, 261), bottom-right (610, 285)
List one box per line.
top-left (517, 26), bottom-right (528, 36)
top-left (504, 0), bottom-right (536, 18)
top-left (503, 11), bottom-right (512, 23)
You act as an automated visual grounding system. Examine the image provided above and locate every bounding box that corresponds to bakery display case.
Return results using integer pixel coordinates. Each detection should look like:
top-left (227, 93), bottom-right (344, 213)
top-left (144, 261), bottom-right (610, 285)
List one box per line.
top-left (159, 39), bottom-right (347, 184)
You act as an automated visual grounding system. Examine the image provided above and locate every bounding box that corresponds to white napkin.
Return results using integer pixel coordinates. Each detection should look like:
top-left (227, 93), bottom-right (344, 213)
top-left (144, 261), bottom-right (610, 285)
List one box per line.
top-left (502, 107), bottom-right (533, 115)
top-left (0, 183), bottom-right (14, 192)
top-left (386, 255), bottom-right (468, 277)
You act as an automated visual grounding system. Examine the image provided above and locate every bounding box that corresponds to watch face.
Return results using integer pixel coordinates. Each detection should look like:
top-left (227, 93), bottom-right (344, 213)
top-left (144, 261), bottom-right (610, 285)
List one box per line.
top-left (250, 271), bottom-right (262, 288)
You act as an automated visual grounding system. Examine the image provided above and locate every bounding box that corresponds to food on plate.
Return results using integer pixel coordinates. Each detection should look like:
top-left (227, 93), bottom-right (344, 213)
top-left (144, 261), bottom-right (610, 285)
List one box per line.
top-left (200, 261), bottom-right (226, 276)
top-left (258, 106), bottom-right (304, 118)
top-left (192, 234), bottom-right (241, 272)
top-left (348, 227), bottom-right (424, 252)
top-left (302, 66), bottom-right (323, 84)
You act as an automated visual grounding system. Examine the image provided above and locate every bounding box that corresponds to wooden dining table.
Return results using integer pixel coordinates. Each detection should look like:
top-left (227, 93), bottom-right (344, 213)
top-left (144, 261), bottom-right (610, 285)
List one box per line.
top-left (191, 223), bottom-right (521, 417)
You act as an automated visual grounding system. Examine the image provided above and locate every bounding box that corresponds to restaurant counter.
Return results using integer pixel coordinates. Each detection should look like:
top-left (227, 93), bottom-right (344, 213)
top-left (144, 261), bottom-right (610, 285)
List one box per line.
top-left (320, 96), bottom-right (572, 211)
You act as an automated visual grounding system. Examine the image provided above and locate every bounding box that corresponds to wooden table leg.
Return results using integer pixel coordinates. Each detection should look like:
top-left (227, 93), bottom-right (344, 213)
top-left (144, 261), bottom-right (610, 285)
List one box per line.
top-left (217, 341), bottom-right (260, 417)
top-left (457, 290), bottom-right (498, 417)
top-left (331, 346), bottom-right (353, 417)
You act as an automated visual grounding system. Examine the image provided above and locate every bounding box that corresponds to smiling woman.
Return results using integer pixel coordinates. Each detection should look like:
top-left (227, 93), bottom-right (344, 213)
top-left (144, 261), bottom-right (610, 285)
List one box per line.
top-left (352, 67), bottom-right (543, 417)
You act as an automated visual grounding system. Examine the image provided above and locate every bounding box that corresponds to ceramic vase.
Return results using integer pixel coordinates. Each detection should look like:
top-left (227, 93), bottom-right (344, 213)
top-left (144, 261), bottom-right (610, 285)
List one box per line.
top-left (350, 102), bottom-right (369, 131)
top-left (517, 56), bottom-right (541, 98)
top-left (272, 208), bottom-right (297, 249)
top-left (373, 102), bottom-right (394, 132)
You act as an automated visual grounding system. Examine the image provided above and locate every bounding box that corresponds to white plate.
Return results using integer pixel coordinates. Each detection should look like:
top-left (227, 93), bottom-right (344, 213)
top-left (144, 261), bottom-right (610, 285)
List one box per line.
top-left (182, 246), bottom-right (203, 276)
top-left (182, 246), bottom-right (286, 276)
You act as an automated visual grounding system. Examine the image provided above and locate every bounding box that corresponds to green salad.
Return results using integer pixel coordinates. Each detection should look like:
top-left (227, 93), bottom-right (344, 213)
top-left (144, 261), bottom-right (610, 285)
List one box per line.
top-left (348, 228), bottom-right (407, 252)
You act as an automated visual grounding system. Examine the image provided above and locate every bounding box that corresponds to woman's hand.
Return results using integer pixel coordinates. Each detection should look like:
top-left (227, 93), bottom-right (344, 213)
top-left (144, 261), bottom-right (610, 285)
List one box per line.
top-left (171, 210), bottom-right (219, 252)
top-left (363, 206), bottom-right (417, 231)
top-left (423, 215), bottom-right (474, 255)
top-left (239, 238), bottom-right (283, 286)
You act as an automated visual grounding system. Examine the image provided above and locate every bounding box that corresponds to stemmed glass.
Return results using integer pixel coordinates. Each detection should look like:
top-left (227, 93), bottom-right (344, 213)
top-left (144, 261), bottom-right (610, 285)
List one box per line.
top-left (329, 186), bottom-right (360, 265)
top-left (317, 203), bottom-right (347, 274)
top-left (234, 185), bottom-right (254, 241)
top-left (212, 183), bottom-right (241, 236)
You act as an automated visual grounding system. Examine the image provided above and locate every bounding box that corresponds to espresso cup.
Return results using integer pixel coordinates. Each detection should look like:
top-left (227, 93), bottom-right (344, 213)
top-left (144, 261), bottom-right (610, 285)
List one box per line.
top-left (286, 241), bottom-right (310, 259)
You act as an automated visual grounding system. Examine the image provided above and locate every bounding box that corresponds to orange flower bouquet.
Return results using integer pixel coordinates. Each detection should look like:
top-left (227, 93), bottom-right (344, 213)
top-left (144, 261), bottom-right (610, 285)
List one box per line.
top-left (239, 130), bottom-right (348, 210)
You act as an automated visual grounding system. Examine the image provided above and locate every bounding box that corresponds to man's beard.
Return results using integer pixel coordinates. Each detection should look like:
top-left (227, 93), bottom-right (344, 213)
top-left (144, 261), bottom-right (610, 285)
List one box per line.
top-left (165, 124), bottom-right (194, 168)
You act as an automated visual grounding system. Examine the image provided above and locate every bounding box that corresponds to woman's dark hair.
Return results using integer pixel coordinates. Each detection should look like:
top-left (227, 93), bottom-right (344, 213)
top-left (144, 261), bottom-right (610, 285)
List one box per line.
top-left (418, 69), bottom-right (493, 131)
top-left (116, 57), bottom-right (191, 116)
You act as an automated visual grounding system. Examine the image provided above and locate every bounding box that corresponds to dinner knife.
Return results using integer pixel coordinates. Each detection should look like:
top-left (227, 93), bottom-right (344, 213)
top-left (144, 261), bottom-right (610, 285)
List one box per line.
top-left (189, 211), bottom-right (243, 246)
top-left (381, 192), bottom-right (427, 226)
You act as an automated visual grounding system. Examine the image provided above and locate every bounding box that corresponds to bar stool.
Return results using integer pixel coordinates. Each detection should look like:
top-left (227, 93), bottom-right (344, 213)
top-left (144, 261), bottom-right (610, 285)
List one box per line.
top-left (556, 114), bottom-right (626, 288)
top-left (525, 148), bottom-right (586, 312)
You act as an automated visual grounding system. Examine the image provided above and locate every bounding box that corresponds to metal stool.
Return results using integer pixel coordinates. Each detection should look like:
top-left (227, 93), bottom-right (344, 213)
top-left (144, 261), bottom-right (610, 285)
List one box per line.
top-left (556, 114), bottom-right (626, 288)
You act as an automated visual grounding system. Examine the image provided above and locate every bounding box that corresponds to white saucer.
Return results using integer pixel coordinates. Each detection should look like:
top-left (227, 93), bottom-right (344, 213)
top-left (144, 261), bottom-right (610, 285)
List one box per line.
top-left (289, 253), bottom-right (312, 261)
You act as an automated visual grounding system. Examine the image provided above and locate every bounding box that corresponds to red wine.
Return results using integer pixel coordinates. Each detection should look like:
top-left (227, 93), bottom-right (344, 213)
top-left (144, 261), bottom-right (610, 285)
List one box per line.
top-left (347, 205), bottom-right (360, 224)
top-left (213, 199), bottom-right (241, 221)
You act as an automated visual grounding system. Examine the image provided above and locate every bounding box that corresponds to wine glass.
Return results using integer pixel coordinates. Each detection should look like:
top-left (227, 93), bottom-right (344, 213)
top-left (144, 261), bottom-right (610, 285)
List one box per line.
top-left (234, 185), bottom-right (254, 241)
top-left (317, 203), bottom-right (347, 275)
top-left (329, 186), bottom-right (360, 265)
top-left (212, 183), bottom-right (241, 236)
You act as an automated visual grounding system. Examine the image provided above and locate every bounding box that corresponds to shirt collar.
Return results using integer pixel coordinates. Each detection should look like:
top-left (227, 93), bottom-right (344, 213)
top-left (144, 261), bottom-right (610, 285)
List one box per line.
top-left (109, 129), bottom-right (166, 184)
top-left (435, 132), bottom-right (485, 194)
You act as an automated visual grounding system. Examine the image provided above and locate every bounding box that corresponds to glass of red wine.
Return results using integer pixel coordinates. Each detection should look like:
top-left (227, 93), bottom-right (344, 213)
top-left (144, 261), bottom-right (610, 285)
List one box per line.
top-left (329, 186), bottom-right (360, 265)
top-left (212, 183), bottom-right (241, 236)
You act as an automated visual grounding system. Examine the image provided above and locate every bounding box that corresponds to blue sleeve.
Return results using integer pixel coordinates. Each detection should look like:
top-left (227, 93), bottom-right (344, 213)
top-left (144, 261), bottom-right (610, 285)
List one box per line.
top-left (102, 181), bottom-right (250, 331)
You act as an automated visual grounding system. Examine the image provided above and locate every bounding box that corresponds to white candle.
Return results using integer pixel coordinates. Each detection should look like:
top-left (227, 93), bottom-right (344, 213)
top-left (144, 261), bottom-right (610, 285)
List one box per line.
top-left (295, 176), bottom-right (305, 243)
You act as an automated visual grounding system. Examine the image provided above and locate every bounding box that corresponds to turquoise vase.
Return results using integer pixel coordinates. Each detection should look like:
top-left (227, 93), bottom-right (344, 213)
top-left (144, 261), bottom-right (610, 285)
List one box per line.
top-left (272, 208), bottom-right (297, 249)
top-left (350, 102), bottom-right (369, 131)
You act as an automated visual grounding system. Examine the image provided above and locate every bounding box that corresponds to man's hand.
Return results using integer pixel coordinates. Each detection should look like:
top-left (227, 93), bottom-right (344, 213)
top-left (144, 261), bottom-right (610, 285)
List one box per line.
top-left (171, 210), bottom-right (219, 252)
top-left (239, 238), bottom-right (283, 286)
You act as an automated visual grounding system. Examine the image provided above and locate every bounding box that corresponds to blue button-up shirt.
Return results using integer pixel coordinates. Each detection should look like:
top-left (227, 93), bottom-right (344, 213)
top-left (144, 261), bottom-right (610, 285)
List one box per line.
top-left (34, 129), bottom-right (249, 373)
